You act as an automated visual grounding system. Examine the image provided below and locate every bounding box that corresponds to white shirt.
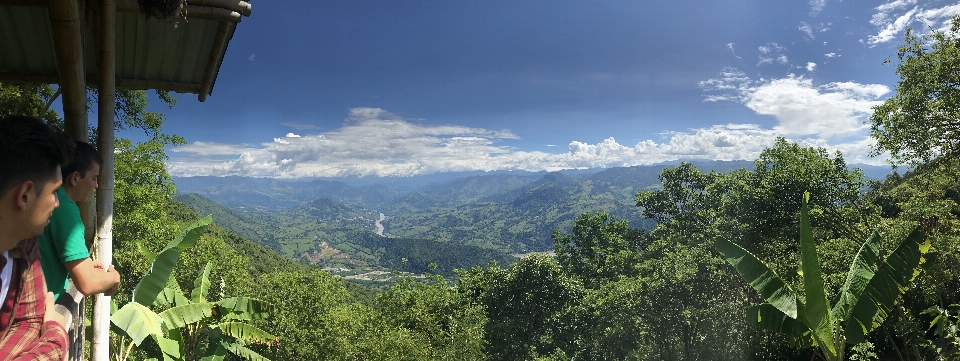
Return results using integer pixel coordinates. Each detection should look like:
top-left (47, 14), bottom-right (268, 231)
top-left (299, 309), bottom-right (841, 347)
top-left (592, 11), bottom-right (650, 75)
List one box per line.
top-left (0, 251), bottom-right (11, 307)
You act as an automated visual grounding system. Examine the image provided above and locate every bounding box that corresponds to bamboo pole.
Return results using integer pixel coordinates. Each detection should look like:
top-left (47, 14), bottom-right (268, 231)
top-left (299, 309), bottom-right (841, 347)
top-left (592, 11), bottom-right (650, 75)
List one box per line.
top-left (48, 0), bottom-right (86, 140)
top-left (91, 0), bottom-right (115, 359)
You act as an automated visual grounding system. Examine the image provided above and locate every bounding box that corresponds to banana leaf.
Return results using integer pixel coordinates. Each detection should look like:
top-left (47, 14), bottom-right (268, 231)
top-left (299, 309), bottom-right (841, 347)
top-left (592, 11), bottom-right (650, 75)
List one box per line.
top-left (222, 340), bottom-right (272, 361)
top-left (830, 231), bottom-right (881, 324)
top-left (133, 215), bottom-right (213, 306)
top-left (220, 322), bottom-right (278, 345)
top-left (798, 195), bottom-right (835, 354)
top-left (716, 237), bottom-right (799, 319)
top-left (845, 227), bottom-right (930, 344)
top-left (153, 334), bottom-right (181, 359)
top-left (745, 303), bottom-right (808, 336)
top-left (159, 303), bottom-right (215, 330)
top-left (192, 262), bottom-right (213, 303)
top-left (111, 302), bottom-right (163, 345)
top-left (217, 297), bottom-right (272, 321)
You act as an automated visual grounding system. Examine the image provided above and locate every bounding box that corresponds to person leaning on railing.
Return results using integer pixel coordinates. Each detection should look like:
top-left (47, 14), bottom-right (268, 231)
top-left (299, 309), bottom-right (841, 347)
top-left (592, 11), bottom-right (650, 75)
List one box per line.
top-left (39, 140), bottom-right (121, 300)
top-left (0, 114), bottom-right (74, 360)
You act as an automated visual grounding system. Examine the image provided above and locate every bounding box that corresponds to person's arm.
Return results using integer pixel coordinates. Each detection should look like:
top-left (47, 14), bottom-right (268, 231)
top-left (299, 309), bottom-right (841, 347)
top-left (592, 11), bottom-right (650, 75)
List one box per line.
top-left (3, 292), bottom-right (68, 361)
top-left (65, 258), bottom-right (120, 296)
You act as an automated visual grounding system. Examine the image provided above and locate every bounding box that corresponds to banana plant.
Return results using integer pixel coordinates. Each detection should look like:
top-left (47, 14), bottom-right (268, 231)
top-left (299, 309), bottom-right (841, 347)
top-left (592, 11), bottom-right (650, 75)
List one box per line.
top-left (715, 193), bottom-right (932, 361)
top-left (111, 216), bottom-right (277, 361)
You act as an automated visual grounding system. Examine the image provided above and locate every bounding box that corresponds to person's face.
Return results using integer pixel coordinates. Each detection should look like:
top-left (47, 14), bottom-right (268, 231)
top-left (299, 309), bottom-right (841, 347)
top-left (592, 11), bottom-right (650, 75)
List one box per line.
top-left (72, 163), bottom-right (100, 200)
top-left (26, 167), bottom-right (63, 237)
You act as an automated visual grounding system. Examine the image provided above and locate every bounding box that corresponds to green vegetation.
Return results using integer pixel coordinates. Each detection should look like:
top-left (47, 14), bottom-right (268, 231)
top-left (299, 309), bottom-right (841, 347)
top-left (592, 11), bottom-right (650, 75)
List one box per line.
top-left (111, 217), bottom-right (276, 361)
top-left (2, 16), bottom-right (960, 361)
top-left (717, 193), bottom-right (931, 361)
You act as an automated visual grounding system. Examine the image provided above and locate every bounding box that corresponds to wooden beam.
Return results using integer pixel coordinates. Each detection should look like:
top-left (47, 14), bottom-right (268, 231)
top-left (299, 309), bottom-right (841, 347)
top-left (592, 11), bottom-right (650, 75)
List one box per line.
top-left (91, 0), bottom-right (115, 359)
top-left (198, 20), bottom-right (232, 102)
top-left (0, 72), bottom-right (203, 94)
top-left (48, 0), bottom-right (87, 141)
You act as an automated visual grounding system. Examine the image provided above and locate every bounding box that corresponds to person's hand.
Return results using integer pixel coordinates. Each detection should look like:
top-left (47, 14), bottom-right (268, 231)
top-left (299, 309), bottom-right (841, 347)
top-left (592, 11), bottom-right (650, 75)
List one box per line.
top-left (104, 283), bottom-right (120, 296)
top-left (43, 291), bottom-right (65, 327)
top-left (104, 265), bottom-right (121, 296)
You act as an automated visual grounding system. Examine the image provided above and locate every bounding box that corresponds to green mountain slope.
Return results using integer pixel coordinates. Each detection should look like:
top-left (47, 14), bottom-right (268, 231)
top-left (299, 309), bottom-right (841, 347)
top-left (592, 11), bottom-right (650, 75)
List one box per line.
top-left (175, 193), bottom-right (516, 277)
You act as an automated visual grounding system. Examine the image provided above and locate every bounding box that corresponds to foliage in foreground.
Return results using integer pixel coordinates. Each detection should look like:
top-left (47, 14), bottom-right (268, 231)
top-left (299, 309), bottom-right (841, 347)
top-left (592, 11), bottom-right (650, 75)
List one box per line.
top-left (717, 193), bottom-right (932, 361)
top-left (111, 216), bottom-right (276, 361)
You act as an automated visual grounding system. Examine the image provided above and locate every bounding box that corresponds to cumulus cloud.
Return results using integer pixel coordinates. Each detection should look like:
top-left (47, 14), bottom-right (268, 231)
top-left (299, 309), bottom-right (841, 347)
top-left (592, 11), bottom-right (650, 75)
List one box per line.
top-left (824, 52), bottom-right (838, 58)
top-left (869, 1), bottom-right (960, 45)
top-left (806, 62), bottom-right (817, 71)
top-left (167, 114), bottom-right (888, 178)
top-left (699, 70), bottom-right (890, 138)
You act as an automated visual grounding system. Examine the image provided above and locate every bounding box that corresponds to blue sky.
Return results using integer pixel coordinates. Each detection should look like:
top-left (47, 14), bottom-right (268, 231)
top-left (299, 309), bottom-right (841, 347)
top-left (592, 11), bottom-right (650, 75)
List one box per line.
top-left (140, 0), bottom-right (960, 178)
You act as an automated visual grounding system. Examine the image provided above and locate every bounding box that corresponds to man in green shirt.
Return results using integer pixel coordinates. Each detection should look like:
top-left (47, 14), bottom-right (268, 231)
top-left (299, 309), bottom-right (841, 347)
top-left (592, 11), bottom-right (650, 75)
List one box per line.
top-left (39, 141), bottom-right (120, 300)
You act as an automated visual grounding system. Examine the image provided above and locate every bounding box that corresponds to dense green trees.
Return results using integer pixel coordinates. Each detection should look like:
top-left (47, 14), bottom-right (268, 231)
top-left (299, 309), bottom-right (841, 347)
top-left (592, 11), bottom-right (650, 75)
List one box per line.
top-left (871, 16), bottom-right (960, 165)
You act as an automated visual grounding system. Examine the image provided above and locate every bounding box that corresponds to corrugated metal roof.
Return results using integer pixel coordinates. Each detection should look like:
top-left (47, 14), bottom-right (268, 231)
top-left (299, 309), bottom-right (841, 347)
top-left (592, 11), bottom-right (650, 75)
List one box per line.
top-left (0, 0), bottom-right (249, 100)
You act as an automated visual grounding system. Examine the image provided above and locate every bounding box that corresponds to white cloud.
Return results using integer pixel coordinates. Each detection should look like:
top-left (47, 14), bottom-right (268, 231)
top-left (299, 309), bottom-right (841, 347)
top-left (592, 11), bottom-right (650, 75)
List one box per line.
top-left (757, 43), bottom-right (788, 67)
top-left (806, 62), bottom-right (817, 71)
top-left (758, 43), bottom-right (784, 54)
top-left (800, 22), bottom-right (815, 40)
top-left (809, 0), bottom-right (827, 15)
top-left (280, 122), bottom-right (321, 130)
top-left (727, 43), bottom-right (743, 60)
top-left (869, 1), bottom-right (960, 45)
top-left (248, 54), bottom-right (255, 62)
top-left (869, 7), bottom-right (918, 44)
top-left (699, 71), bottom-right (890, 138)
top-left (167, 115), bottom-right (888, 178)
top-left (285, 133), bottom-right (301, 138)
top-left (824, 52), bottom-right (838, 58)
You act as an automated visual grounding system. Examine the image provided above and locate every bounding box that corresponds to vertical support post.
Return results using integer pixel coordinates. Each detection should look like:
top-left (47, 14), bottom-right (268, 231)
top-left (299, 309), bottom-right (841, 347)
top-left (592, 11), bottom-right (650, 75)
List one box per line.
top-left (91, 0), bottom-right (115, 360)
top-left (48, 0), bottom-right (87, 138)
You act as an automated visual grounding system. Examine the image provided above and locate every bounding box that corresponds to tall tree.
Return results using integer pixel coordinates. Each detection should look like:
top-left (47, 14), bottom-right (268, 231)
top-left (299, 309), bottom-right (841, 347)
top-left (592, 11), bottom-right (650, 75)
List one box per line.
top-left (870, 16), bottom-right (960, 165)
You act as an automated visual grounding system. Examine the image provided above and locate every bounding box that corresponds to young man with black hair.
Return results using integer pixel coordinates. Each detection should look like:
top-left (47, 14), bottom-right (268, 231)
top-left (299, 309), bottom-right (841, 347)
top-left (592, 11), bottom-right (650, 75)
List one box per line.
top-left (39, 141), bottom-right (121, 302)
top-left (0, 114), bottom-right (73, 360)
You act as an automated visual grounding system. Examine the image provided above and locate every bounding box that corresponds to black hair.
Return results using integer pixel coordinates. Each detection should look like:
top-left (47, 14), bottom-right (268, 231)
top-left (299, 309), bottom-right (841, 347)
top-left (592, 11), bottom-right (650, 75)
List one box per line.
top-left (62, 141), bottom-right (103, 180)
top-left (0, 115), bottom-right (75, 195)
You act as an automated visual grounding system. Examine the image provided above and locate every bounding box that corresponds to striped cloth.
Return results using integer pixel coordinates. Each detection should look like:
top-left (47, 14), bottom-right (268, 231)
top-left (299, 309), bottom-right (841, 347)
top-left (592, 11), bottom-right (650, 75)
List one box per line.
top-left (0, 238), bottom-right (68, 360)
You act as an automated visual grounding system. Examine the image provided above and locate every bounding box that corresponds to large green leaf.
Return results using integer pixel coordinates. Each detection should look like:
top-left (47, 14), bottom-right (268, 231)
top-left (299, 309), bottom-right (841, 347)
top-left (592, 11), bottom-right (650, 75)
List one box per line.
top-left (219, 322), bottom-right (278, 345)
top-left (745, 303), bottom-right (808, 337)
top-left (137, 241), bottom-right (157, 264)
top-left (216, 297), bottom-right (272, 321)
top-left (155, 287), bottom-right (192, 308)
top-left (798, 194), bottom-right (835, 354)
top-left (111, 302), bottom-right (163, 345)
top-left (716, 237), bottom-right (799, 319)
top-left (222, 340), bottom-right (272, 361)
top-left (133, 215), bottom-right (213, 306)
top-left (153, 334), bottom-right (182, 359)
top-left (199, 343), bottom-right (227, 361)
top-left (192, 262), bottom-right (213, 304)
top-left (831, 231), bottom-right (881, 324)
top-left (159, 303), bottom-right (214, 331)
top-left (845, 227), bottom-right (930, 344)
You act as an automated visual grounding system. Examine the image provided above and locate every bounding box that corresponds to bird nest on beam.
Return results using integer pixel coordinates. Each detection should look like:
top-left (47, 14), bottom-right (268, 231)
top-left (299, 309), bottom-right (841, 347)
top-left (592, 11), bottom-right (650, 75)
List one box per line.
top-left (137, 0), bottom-right (188, 20)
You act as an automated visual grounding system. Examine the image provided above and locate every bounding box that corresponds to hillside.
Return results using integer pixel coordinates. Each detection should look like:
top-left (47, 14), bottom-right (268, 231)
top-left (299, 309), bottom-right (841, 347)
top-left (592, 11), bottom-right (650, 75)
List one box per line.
top-left (175, 193), bottom-right (516, 277)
